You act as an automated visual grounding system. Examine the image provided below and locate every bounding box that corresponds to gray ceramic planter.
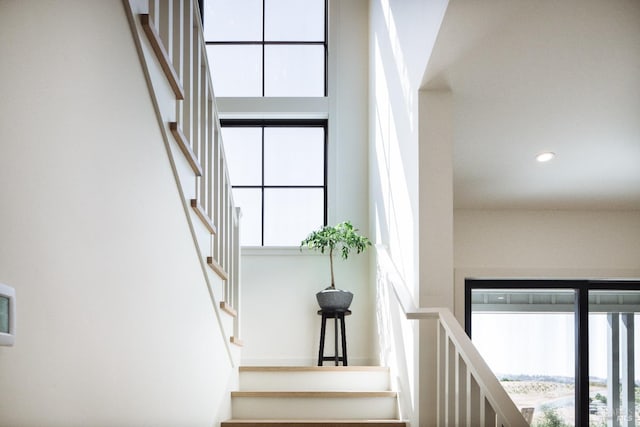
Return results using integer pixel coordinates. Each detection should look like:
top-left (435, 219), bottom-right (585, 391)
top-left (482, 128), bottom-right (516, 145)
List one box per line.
top-left (316, 288), bottom-right (353, 311)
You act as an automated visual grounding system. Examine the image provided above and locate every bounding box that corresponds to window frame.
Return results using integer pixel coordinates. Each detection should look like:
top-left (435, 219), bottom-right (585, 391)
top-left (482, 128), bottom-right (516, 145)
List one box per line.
top-left (465, 278), bottom-right (640, 426)
top-left (202, 0), bottom-right (328, 97)
top-left (220, 118), bottom-right (328, 246)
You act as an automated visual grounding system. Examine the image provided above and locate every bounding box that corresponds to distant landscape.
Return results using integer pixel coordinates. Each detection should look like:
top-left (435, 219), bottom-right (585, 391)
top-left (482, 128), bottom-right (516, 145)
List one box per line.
top-left (498, 374), bottom-right (640, 427)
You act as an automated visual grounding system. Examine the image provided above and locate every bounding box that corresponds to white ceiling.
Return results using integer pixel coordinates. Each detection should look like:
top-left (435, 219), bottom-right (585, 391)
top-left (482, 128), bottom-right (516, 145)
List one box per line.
top-left (422, 0), bottom-right (640, 210)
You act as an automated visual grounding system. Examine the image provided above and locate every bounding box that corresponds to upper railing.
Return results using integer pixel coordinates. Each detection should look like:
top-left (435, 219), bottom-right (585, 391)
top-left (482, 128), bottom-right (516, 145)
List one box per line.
top-left (376, 246), bottom-right (528, 427)
top-left (123, 0), bottom-right (241, 340)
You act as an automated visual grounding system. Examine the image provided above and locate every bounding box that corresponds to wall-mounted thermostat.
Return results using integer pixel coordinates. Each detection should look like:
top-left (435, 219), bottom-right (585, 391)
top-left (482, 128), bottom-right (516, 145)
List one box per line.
top-left (0, 283), bottom-right (16, 346)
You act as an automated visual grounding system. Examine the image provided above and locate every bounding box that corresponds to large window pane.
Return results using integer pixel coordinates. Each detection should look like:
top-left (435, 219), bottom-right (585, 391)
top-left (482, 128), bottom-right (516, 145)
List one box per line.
top-left (589, 291), bottom-right (640, 427)
top-left (471, 289), bottom-right (576, 426)
top-left (264, 127), bottom-right (324, 185)
top-left (232, 189), bottom-right (262, 246)
top-left (264, 45), bottom-right (324, 96)
top-left (206, 45), bottom-right (262, 97)
top-left (263, 188), bottom-right (324, 246)
top-left (221, 127), bottom-right (262, 186)
top-left (265, 0), bottom-right (325, 41)
top-left (222, 121), bottom-right (326, 246)
top-left (204, 0), bottom-right (263, 41)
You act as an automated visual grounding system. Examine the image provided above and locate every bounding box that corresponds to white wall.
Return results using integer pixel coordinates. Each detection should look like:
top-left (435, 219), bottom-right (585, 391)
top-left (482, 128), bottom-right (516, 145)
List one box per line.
top-left (369, 0), bottom-right (448, 300)
top-left (240, 249), bottom-right (371, 365)
top-left (369, 1), bottom-right (449, 425)
top-left (238, 0), bottom-right (373, 366)
top-left (0, 1), bottom-right (234, 425)
top-left (454, 209), bottom-right (640, 318)
top-left (368, 1), bottom-right (640, 425)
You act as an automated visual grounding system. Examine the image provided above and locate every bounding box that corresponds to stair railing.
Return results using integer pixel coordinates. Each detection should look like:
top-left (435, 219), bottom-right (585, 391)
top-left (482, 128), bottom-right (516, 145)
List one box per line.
top-left (376, 246), bottom-right (528, 427)
top-left (123, 0), bottom-right (242, 346)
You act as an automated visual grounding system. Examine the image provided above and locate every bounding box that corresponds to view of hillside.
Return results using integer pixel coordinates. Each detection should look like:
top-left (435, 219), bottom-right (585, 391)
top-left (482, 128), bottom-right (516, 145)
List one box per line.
top-left (499, 375), bottom-right (640, 426)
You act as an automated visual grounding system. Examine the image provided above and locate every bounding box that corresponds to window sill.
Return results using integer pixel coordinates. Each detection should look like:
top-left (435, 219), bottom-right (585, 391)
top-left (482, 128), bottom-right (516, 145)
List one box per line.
top-left (241, 246), bottom-right (325, 256)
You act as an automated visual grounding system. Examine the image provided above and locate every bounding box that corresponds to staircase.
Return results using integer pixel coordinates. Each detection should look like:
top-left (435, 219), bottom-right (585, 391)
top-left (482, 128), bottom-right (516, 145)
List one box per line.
top-left (221, 366), bottom-right (407, 427)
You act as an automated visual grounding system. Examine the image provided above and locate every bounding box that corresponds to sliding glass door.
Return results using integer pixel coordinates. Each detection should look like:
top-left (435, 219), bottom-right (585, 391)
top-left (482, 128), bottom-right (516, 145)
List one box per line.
top-left (469, 287), bottom-right (577, 425)
top-left (589, 290), bottom-right (640, 427)
top-left (466, 280), bottom-right (640, 427)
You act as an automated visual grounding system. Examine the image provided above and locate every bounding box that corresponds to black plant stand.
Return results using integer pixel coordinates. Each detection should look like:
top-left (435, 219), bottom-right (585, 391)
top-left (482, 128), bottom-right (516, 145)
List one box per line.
top-left (317, 309), bottom-right (351, 366)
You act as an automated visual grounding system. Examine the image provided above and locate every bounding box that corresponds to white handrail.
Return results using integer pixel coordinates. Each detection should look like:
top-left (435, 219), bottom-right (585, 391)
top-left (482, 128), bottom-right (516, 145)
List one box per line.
top-left (377, 246), bottom-right (528, 426)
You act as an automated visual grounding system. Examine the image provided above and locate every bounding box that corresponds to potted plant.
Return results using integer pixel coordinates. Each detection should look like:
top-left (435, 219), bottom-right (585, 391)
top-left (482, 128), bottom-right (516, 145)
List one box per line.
top-left (300, 221), bottom-right (371, 310)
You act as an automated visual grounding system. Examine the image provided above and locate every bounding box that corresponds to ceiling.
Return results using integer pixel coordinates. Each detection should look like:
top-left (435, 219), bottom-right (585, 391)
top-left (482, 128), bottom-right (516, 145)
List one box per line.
top-left (422, 0), bottom-right (640, 210)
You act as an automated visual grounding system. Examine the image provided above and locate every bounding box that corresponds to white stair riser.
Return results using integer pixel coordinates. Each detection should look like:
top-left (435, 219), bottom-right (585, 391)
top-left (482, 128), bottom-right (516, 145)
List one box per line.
top-left (232, 396), bottom-right (398, 420)
top-left (239, 370), bottom-right (391, 392)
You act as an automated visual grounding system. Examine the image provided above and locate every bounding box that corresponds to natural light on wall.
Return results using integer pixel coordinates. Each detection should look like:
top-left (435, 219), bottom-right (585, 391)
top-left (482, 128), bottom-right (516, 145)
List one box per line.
top-left (372, 10), bottom-right (420, 422)
top-left (372, 34), bottom-right (416, 290)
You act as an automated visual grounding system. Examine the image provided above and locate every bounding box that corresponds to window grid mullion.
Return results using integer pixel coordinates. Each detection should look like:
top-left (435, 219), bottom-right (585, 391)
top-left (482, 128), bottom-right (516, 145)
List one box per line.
top-left (261, 0), bottom-right (266, 97)
top-left (234, 185), bottom-right (325, 189)
top-left (324, 0), bottom-right (328, 97)
top-left (205, 41), bottom-right (326, 45)
top-left (323, 119), bottom-right (328, 224)
top-left (204, 0), bottom-right (326, 98)
top-left (261, 126), bottom-right (265, 246)
top-left (226, 120), bottom-right (326, 246)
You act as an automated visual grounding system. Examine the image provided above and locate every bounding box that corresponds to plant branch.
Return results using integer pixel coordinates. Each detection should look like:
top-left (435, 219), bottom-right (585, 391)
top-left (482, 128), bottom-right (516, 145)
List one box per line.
top-left (329, 246), bottom-right (335, 288)
top-left (300, 221), bottom-right (371, 289)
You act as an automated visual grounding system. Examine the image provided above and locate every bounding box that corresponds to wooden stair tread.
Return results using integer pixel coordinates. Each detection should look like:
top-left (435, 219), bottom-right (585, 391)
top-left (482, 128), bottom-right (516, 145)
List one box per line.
top-left (239, 366), bottom-right (389, 373)
top-left (207, 256), bottom-right (229, 281)
top-left (232, 391), bottom-right (396, 398)
top-left (139, 14), bottom-right (184, 100)
top-left (220, 301), bottom-right (237, 317)
top-left (230, 336), bottom-right (244, 347)
top-left (190, 199), bottom-right (216, 234)
top-left (169, 122), bottom-right (203, 176)
top-left (221, 420), bottom-right (407, 427)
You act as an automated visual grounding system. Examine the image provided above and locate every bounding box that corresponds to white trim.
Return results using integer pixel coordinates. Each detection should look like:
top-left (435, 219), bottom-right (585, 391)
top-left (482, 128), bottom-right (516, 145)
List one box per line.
top-left (242, 246), bottom-right (327, 256)
top-left (216, 97), bottom-right (329, 120)
top-left (453, 267), bottom-right (640, 321)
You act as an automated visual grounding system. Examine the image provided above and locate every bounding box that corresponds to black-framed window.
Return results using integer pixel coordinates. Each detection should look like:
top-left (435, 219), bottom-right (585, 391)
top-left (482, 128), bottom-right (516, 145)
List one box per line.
top-left (466, 279), bottom-right (640, 426)
top-left (202, 0), bottom-right (328, 97)
top-left (221, 119), bottom-right (327, 246)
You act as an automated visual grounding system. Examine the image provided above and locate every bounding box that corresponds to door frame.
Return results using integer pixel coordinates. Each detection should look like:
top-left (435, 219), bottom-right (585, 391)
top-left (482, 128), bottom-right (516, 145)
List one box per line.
top-left (465, 278), bottom-right (640, 426)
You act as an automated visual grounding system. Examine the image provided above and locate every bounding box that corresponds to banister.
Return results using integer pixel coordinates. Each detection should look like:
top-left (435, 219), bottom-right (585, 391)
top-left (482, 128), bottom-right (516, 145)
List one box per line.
top-left (376, 245), bottom-right (528, 426)
top-left (123, 0), bottom-right (242, 360)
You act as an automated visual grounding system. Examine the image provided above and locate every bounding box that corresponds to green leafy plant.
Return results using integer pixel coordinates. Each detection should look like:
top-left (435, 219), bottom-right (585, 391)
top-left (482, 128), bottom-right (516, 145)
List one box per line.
top-left (300, 221), bottom-right (372, 289)
top-left (535, 406), bottom-right (570, 427)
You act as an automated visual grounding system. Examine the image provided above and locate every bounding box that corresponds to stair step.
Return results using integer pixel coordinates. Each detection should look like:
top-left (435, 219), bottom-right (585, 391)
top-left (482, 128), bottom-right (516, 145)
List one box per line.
top-left (239, 366), bottom-right (391, 392)
top-left (232, 391), bottom-right (396, 397)
top-left (231, 391), bottom-right (398, 420)
top-left (221, 420), bottom-right (408, 427)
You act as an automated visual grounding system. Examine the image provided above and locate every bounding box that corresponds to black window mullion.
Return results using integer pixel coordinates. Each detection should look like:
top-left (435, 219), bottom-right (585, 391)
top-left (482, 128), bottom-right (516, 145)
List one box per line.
top-left (261, 126), bottom-right (265, 246)
top-left (465, 279), bottom-right (640, 425)
top-left (262, 0), bottom-right (266, 97)
top-left (324, 0), bottom-right (328, 97)
top-left (575, 285), bottom-right (590, 427)
top-left (221, 119), bottom-right (327, 127)
top-left (224, 119), bottom-right (327, 246)
top-left (235, 185), bottom-right (324, 189)
top-left (206, 41), bottom-right (325, 46)
top-left (323, 119), bottom-right (328, 225)
top-left (204, 0), bottom-right (328, 97)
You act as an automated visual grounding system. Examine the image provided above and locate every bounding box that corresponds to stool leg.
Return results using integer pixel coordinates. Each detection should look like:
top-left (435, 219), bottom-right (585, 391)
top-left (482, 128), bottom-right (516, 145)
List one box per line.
top-left (340, 314), bottom-right (348, 366)
top-left (333, 313), bottom-right (339, 366)
top-left (318, 313), bottom-right (327, 366)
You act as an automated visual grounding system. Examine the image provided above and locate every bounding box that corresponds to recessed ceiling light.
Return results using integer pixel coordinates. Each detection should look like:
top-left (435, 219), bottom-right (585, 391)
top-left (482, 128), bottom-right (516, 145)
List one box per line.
top-left (536, 152), bottom-right (556, 162)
